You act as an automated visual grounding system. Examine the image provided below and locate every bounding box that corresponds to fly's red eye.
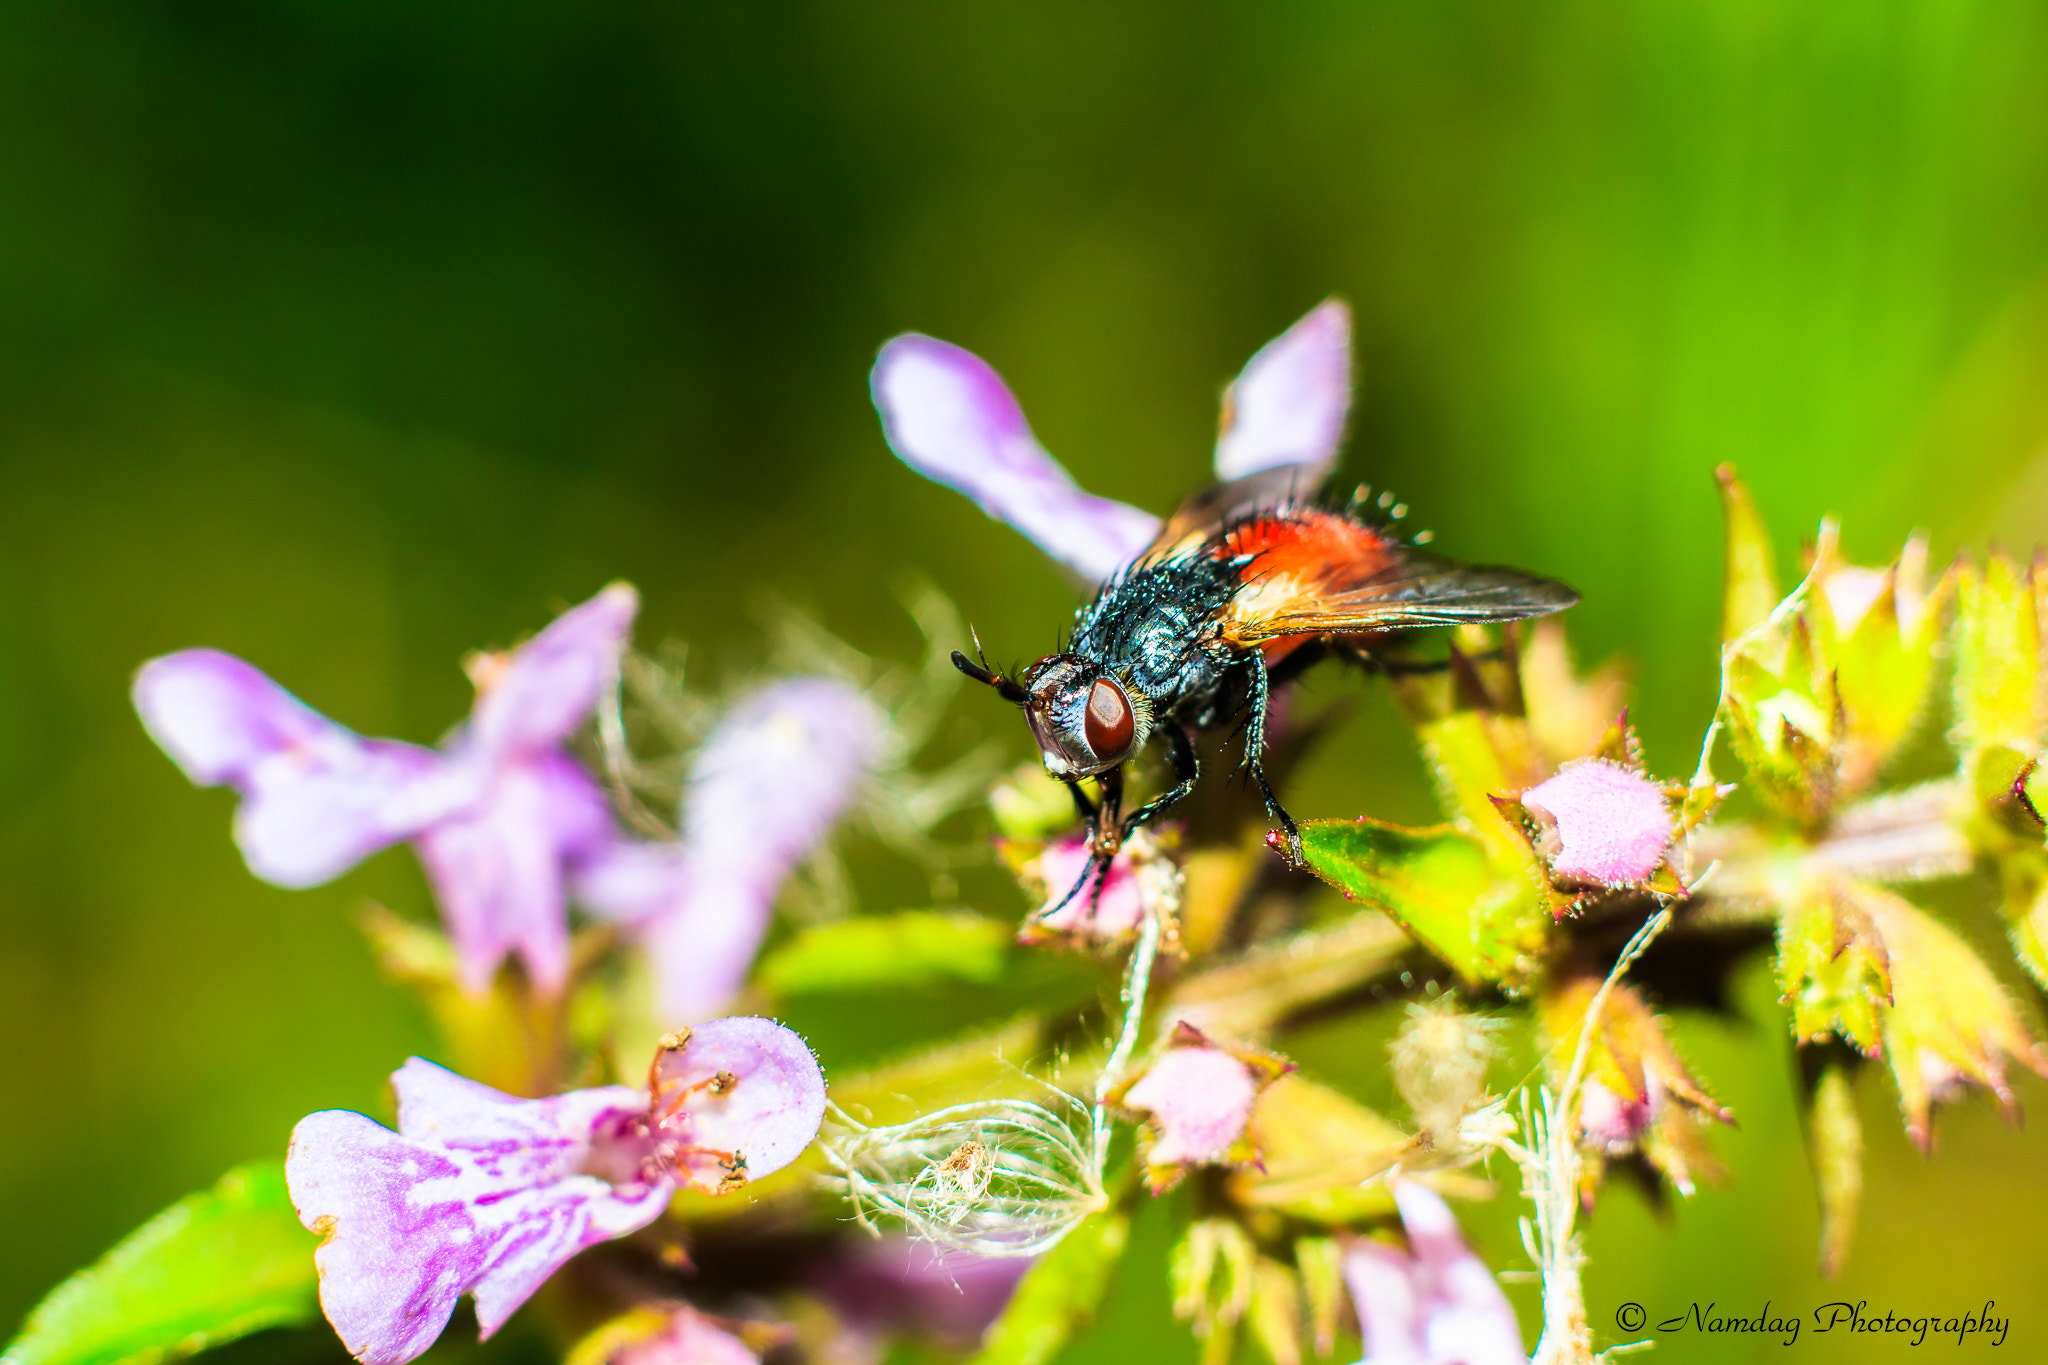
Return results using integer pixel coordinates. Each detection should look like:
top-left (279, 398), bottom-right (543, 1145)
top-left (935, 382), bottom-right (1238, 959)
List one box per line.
top-left (1084, 678), bottom-right (1134, 760)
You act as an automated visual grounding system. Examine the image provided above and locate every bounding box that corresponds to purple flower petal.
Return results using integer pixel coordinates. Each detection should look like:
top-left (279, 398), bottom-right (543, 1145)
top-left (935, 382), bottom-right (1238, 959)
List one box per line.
top-left (1342, 1183), bottom-right (1526, 1365)
top-left (1213, 299), bottom-right (1352, 483)
top-left (467, 583), bottom-right (639, 759)
top-left (1343, 1237), bottom-right (1429, 1365)
top-left (641, 882), bottom-right (770, 1030)
top-left (1519, 758), bottom-right (1674, 888)
top-left (287, 1059), bottom-right (669, 1365)
top-left (414, 753), bottom-right (615, 994)
top-left (811, 1237), bottom-right (1031, 1344)
top-left (684, 679), bottom-right (883, 878)
top-left (872, 334), bottom-right (1160, 583)
top-left (133, 650), bottom-right (467, 888)
top-left (651, 1016), bottom-right (826, 1192)
top-left (636, 678), bottom-right (885, 1022)
top-left (571, 838), bottom-right (691, 927)
top-left (1122, 1042), bottom-right (1260, 1166)
top-left (285, 1111), bottom-right (477, 1365)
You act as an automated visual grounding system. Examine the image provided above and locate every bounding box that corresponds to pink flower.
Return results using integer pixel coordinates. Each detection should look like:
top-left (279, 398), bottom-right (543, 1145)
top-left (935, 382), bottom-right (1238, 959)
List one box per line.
top-left (1342, 1183), bottom-right (1526, 1365)
top-left (135, 585), bottom-right (638, 994)
top-left (1119, 1024), bottom-right (1288, 1190)
top-left (286, 1018), bottom-right (825, 1365)
top-left (1578, 1073), bottom-right (1660, 1148)
top-left (1014, 833), bottom-right (1146, 944)
top-left (574, 677), bottom-right (885, 1022)
top-left (872, 301), bottom-right (1352, 583)
top-left (608, 1306), bottom-right (761, 1365)
top-left (1519, 758), bottom-right (1674, 888)
top-left (1126, 1046), bottom-right (1258, 1163)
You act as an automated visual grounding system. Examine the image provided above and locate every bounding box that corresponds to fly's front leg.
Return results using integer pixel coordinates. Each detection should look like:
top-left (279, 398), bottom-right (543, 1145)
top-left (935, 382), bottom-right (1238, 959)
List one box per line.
top-left (1033, 767), bottom-right (1124, 924)
top-left (1091, 765), bottom-right (1125, 858)
top-left (1064, 779), bottom-right (1098, 824)
top-left (1243, 649), bottom-right (1303, 866)
top-left (1119, 723), bottom-right (1199, 841)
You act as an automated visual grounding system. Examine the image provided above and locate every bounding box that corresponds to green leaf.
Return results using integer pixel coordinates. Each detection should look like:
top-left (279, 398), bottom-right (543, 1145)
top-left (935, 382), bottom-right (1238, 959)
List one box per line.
top-left (758, 911), bottom-right (1011, 996)
top-left (1226, 1075), bottom-right (1408, 1224)
top-left (1716, 464), bottom-right (1781, 643)
top-left (1996, 846), bottom-right (2048, 990)
top-left (1295, 818), bottom-right (1547, 986)
top-left (1408, 712), bottom-right (1543, 868)
top-left (1293, 1236), bottom-right (1344, 1358)
top-left (1798, 1048), bottom-right (1865, 1280)
top-left (969, 1213), bottom-right (1130, 1365)
top-left (2, 1162), bottom-right (319, 1365)
top-left (1954, 552), bottom-right (2044, 763)
top-left (1776, 877), bottom-right (1891, 1054)
top-left (1721, 616), bottom-right (1843, 825)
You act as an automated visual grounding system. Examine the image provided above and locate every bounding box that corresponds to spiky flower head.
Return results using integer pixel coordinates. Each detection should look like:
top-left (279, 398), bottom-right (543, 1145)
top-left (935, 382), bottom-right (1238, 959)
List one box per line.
top-left (820, 1094), bottom-right (1107, 1258)
top-left (1390, 998), bottom-right (1507, 1149)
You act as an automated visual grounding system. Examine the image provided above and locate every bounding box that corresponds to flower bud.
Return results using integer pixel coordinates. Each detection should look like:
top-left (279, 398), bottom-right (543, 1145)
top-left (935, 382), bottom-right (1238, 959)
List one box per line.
top-left (1539, 971), bottom-right (1733, 1197)
top-left (1519, 758), bottom-right (1675, 891)
top-left (1389, 998), bottom-right (1505, 1148)
top-left (1006, 827), bottom-right (1182, 950)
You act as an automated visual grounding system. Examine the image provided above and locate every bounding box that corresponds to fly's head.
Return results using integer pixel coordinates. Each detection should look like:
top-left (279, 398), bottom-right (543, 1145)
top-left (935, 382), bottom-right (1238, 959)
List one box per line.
top-left (953, 648), bottom-right (1147, 780)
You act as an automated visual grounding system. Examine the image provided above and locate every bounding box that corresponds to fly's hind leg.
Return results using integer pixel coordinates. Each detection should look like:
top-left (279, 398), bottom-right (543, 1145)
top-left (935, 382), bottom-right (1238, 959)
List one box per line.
top-left (1242, 650), bottom-right (1303, 867)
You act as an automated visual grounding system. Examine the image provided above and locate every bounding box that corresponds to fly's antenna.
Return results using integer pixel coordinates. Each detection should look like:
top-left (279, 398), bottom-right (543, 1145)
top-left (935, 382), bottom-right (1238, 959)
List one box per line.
top-left (953, 628), bottom-right (1029, 704)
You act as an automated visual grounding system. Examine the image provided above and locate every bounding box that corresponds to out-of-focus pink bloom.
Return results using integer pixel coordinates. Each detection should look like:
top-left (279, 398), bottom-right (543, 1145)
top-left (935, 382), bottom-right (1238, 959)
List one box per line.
top-left (576, 678), bottom-right (886, 1023)
top-left (1123, 1037), bottom-right (1261, 1167)
top-left (1014, 833), bottom-right (1145, 944)
top-left (1821, 566), bottom-right (1892, 635)
top-left (872, 301), bottom-right (1352, 584)
top-left (137, 586), bottom-right (639, 993)
top-left (1342, 1183), bottom-right (1526, 1365)
top-left (1578, 1073), bottom-right (1660, 1149)
top-left (1117, 1023), bottom-right (1289, 1191)
top-left (810, 1236), bottom-right (1032, 1348)
top-left (1519, 758), bottom-right (1674, 889)
top-left (286, 1018), bottom-right (825, 1365)
top-left (608, 1307), bottom-right (760, 1365)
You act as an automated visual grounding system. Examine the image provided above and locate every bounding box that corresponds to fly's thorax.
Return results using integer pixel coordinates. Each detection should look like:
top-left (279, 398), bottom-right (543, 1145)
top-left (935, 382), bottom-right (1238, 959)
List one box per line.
top-left (1019, 653), bottom-right (1154, 778)
top-left (1074, 558), bottom-right (1235, 691)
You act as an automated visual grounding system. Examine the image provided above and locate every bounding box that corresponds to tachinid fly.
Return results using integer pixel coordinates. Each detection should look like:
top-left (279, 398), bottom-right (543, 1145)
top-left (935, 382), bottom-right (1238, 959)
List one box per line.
top-left (870, 297), bottom-right (1578, 911)
top-left (952, 465), bottom-right (1578, 892)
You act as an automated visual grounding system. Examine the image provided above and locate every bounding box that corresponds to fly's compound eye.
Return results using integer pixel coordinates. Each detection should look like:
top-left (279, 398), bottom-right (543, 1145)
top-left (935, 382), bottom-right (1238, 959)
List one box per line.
top-left (1083, 677), bottom-right (1135, 762)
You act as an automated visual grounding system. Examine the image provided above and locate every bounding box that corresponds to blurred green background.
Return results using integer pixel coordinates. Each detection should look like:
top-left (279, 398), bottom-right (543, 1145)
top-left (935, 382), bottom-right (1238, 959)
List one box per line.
top-left (7, 1), bottom-right (2048, 1361)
